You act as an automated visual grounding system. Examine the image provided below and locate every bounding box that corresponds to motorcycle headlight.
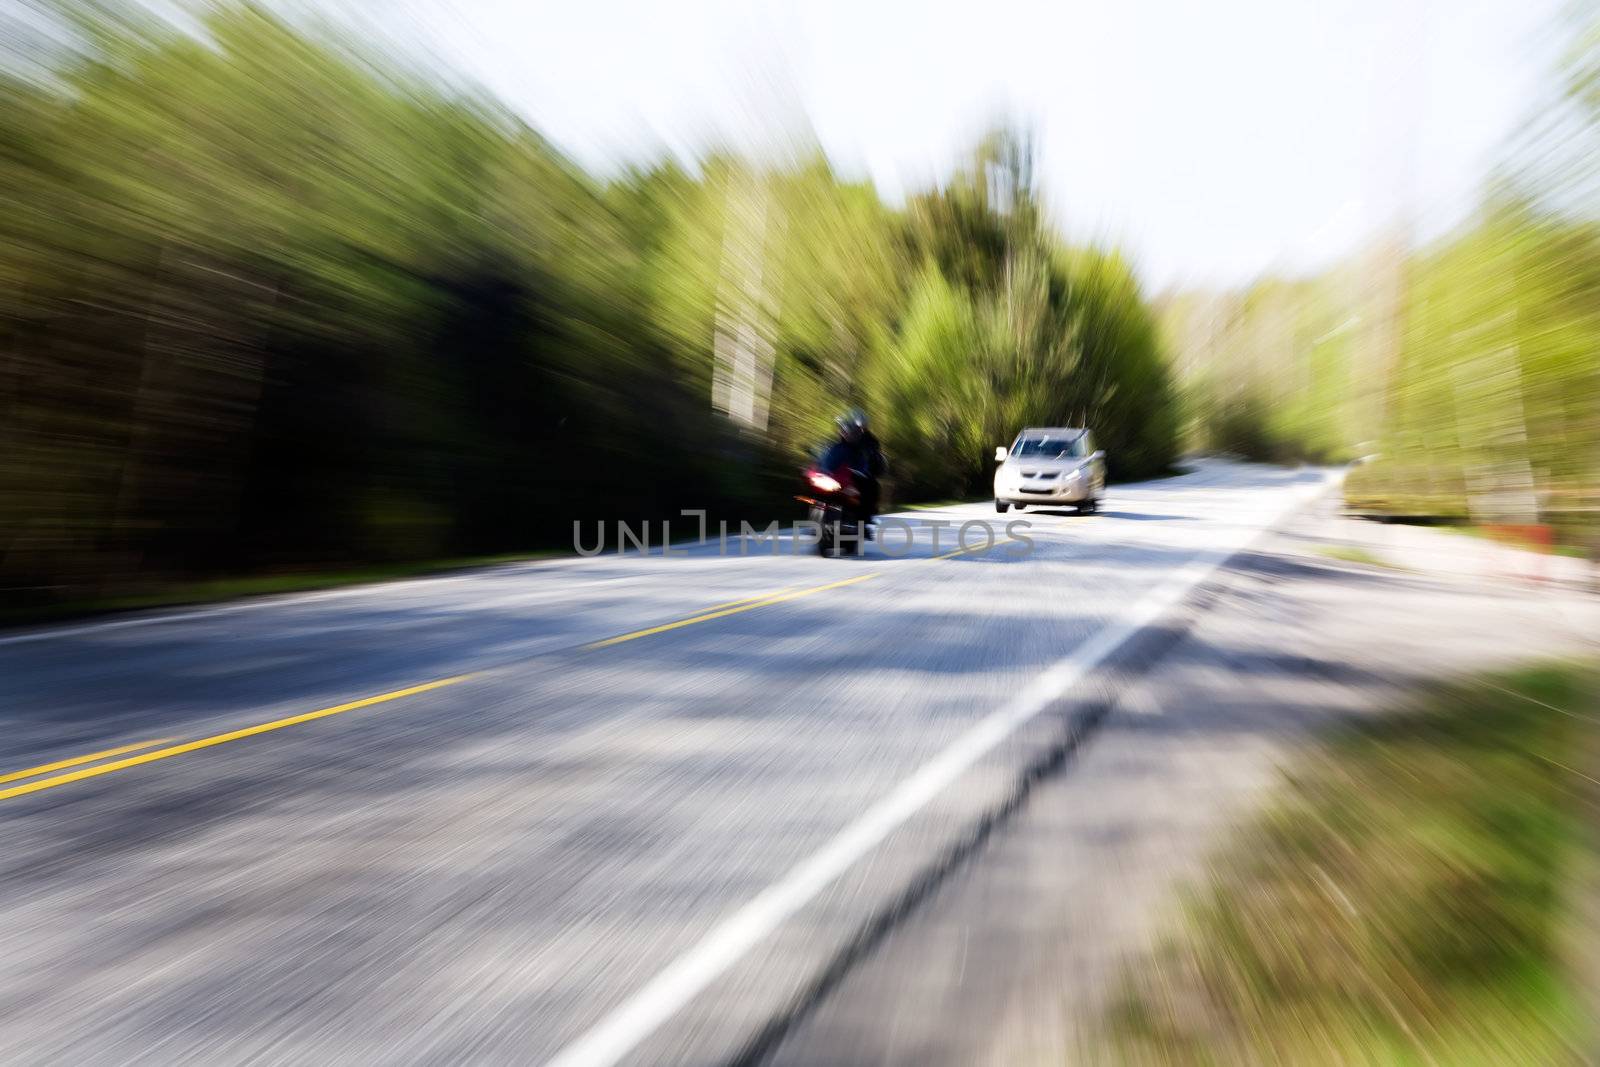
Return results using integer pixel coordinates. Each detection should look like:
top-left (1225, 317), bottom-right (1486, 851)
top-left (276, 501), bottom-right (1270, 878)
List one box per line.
top-left (808, 472), bottom-right (842, 493)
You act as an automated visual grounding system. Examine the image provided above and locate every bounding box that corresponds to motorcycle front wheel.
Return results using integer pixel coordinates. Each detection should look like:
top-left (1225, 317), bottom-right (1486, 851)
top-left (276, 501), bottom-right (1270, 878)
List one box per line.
top-left (812, 508), bottom-right (836, 557)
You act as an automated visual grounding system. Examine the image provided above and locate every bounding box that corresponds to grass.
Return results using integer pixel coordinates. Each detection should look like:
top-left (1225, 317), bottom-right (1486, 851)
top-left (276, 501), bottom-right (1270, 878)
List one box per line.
top-left (0, 550), bottom-right (564, 629)
top-left (1342, 463), bottom-right (1595, 560)
top-left (1315, 544), bottom-right (1402, 569)
top-left (1104, 663), bottom-right (1596, 1066)
top-left (1436, 523), bottom-right (1592, 560)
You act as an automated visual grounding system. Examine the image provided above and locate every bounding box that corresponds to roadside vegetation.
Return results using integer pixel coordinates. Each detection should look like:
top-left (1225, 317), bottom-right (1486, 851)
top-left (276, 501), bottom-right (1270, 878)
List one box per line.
top-left (1104, 663), bottom-right (1597, 1065)
top-left (0, 1), bottom-right (1178, 619)
top-left (1433, 524), bottom-right (1593, 561)
top-left (1160, 4), bottom-right (1599, 556)
top-left (1312, 544), bottom-right (1400, 570)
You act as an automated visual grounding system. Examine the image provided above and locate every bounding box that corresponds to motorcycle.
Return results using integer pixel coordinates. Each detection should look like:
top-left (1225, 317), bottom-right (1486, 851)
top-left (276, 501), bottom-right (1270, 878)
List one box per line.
top-left (796, 465), bottom-right (868, 557)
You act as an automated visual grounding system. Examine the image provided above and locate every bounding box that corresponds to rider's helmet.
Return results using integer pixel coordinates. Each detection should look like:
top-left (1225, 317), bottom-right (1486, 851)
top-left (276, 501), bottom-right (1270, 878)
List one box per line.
top-left (835, 408), bottom-right (868, 441)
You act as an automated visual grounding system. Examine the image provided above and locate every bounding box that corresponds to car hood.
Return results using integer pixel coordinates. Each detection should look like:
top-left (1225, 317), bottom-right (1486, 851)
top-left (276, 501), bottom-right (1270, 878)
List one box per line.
top-left (1002, 457), bottom-right (1089, 473)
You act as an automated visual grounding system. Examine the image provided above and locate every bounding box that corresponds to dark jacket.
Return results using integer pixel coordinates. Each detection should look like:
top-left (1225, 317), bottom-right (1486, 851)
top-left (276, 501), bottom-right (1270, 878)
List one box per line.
top-left (821, 430), bottom-right (886, 481)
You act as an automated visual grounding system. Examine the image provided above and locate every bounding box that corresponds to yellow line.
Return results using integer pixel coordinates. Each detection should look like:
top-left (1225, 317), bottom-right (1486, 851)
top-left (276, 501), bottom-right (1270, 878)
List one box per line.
top-left (698, 583), bottom-right (809, 614)
top-left (6, 526), bottom-right (1020, 802)
top-left (586, 573), bottom-right (882, 650)
top-left (0, 738), bottom-right (174, 785)
top-left (0, 675), bottom-right (472, 803)
top-left (931, 535), bottom-right (1019, 561)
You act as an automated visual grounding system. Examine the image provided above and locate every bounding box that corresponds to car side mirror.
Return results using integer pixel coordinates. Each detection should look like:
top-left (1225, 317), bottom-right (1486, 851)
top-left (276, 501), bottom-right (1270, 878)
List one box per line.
top-left (994, 446), bottom-right (1008, 463)
top-left (1090, 450), bottom-right (1105, 462)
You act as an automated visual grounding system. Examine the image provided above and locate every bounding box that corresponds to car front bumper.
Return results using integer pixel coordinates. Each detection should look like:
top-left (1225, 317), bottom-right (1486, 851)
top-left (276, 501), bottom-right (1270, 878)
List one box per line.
top-left (996, 476), bottom-right (1093, 504)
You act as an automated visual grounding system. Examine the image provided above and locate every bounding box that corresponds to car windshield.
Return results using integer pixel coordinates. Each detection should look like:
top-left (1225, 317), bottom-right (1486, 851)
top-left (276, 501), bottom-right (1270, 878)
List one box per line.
top-left (1012, 434), bottom-right (1087, 460)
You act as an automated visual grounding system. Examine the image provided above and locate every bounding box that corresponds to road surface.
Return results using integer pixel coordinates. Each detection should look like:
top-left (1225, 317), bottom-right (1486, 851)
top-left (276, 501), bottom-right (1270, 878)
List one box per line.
top-left (0, 461), bottom-right (1325, 1065)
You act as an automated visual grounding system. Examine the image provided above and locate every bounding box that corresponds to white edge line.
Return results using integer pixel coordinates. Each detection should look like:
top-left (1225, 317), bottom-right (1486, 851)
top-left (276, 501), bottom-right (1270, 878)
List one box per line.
top-left (0, 608), bottom-right (227, 647)
top-left (542, 475), bottom-right (1328, 1067)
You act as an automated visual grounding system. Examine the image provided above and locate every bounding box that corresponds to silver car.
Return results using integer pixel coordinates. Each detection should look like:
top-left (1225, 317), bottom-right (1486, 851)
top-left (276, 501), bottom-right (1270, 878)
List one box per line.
top-left (993, 427), bottom-right (1105, 513)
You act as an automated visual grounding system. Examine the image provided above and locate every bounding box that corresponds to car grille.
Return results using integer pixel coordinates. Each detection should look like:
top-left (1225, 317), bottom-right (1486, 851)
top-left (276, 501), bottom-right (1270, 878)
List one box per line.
top-left (1020, 470), bottom-right (1058, 480)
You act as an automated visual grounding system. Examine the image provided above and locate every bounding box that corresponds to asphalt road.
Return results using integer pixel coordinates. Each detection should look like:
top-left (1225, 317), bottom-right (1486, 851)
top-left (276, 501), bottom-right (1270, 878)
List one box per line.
top-left (0, 460), bottom-right (1326, 1065)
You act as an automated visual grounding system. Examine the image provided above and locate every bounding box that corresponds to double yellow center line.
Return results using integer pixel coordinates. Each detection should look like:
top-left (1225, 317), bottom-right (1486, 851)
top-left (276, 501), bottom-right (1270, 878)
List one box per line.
top-left (585, 572), bottom-right (881, 649)
top-left (0, 677), bottom-right (471, 803)
top-left (3, 533), bottom-right (1016, 803)
top-left (0, 738), bottom-right (174, 787)
top-left (589, 531), bottom-right (1018, 649)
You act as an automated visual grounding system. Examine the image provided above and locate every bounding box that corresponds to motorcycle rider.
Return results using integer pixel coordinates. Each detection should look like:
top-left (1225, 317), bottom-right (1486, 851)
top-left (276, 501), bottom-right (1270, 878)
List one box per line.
top-left (819, 409), bottom-right (886, 534)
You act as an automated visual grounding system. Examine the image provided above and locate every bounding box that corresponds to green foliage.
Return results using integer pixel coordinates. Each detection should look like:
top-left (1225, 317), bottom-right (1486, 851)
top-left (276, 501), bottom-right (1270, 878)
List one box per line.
top-left (869, 138), bottom-right (1178, 499)
top-left (1164, 3), bottom-right (1599, 537)
top-left (866, 268), bottom-right (989, 495)
top-left (1160, 268), bottom-right (1371, 465)
top-left (1107, 664), bottom-right (1595, 1065)
top-left (0, 3), bottom-right (1181, 609)
top-left (1384, 207), bottom-right (1600, 518)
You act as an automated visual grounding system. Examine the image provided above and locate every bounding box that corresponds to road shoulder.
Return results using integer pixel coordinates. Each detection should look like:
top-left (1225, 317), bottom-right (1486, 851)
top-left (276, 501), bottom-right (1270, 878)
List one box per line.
top-left (764, 496), bottom-right (1597, 1065)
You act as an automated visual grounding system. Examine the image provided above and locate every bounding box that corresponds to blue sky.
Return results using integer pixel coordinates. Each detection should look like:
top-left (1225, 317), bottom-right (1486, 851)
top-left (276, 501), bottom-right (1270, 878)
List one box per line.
top-left (381, 0), bottom-right (1564, 290)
